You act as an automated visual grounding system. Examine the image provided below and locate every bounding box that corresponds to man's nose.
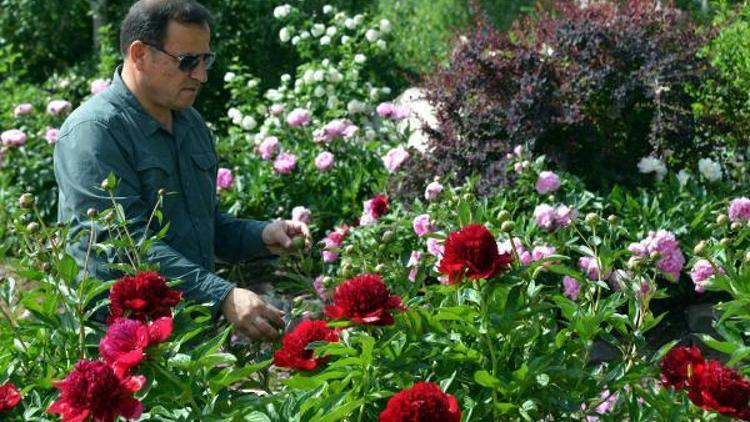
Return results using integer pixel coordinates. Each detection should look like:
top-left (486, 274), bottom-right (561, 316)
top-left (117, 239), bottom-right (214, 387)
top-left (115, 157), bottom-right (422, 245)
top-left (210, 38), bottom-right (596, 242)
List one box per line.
top-left (190, 59), bottom-right (209, 83)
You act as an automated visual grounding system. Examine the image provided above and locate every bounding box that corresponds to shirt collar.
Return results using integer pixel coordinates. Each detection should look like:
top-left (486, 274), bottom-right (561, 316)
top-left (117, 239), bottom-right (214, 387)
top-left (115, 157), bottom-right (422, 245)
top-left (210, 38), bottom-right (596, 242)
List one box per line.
top-left (110, 65), bottom-right (194, 136)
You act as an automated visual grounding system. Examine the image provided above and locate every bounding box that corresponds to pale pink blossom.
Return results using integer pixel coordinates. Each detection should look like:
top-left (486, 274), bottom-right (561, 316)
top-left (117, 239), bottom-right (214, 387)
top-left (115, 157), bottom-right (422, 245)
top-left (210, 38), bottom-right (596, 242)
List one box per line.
top-left (314, 119), bottom-right (358, 143)
top-left (269, 104), bottom-right (285, 116)
top-left (286, 108), bottom-right (311, 127)
top-left (412, 214), bottom-right (436, 237)
top-left (690, 259), bottom-right (721, 293)
top-left (729, 197), bottom-right (750, 223)
top-left (407, 250), bottom-right (422, 282)
top-left (216, 168), bottom-right (234, 189)
top-left (1, 129), bottom-right (26, 146)
top-left (376, 102), bottom-right (410, 120)
top-left (562, 276), bottom-right (580, 300)
top-left (513, 145), bottom-right (523, 156)
top-left (13, 103), bottom-right (32, 117)
top-left (535, 171), bottom-right (561, 194)
top-left (257, 136), bottom-right (279, 160)
top-left (273, 152), bottom-right (297, 174)
top-left (382, 146), bottom-right (409, 173)
top-left (426, 238), bottom-right (444, 258)
top-left (292, 206), bottom-right (311, 224)
top-left (45, 127), bottom-right (59, 144)
top-left (424, 181), bottom-right (443, 201)
top-left (313, 275), bottom-right (328, 300)
top-left (315, 151), bottom-right (335, 172)
top-left (534, 204), bottom-right (557, 231)
top-left (554, 205), bottom-right (576, 228)
top-left (46, 99), bottom-right (72, 116)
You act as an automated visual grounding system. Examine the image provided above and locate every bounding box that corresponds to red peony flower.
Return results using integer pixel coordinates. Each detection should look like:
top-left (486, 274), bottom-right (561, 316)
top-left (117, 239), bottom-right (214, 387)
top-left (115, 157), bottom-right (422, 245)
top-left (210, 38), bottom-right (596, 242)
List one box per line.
top-left (273, 320), bottom-right (339, 371)
top-left (687, 360), bottom-right (750, 420)
top-left (47, 360), bottom-right (145, 422)
top-left (324, 274), bottom-right (406, 325)
top-left (438, 224), bottom-right (513, 284)
top-left (108, 272), bottom-right (182, 323)
top-left (370, 195), bottom-right (389, 218)
top-left (0, 383), bottom-right (21, 412)
top-left (379, 382), bottom-right (461, 422)
top-left (661, 345), bottom-right (704, 390)
top-left (99, 317), bottom-right (173, 377)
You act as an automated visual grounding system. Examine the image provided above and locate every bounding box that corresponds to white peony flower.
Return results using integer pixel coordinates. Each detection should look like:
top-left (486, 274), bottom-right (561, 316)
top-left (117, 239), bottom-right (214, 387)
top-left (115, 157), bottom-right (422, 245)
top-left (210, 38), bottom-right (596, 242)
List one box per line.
top-left (327, 96), bottom-right (339, 110)
top-left (313, 70), bottom-right (326, 82)
top-left (224, 72), bottom-right (236, 82)
top-left (698, 158), bottom-right (722, 182)
top-left (341, 35), bottom-right (351, 45)
top-left (347, 99), bottom-right (366, 114)
top-left (241, 116), bottom-right (257, 130)
top-left (677, 169), bottom-right (690, 187)
top-left (300, 31), bottom-right (310, 40)
top-left (353, 14), bottom-right (364, 25)
top-left (326, 26), bottom-right (337, 37)
top-left (265, 89), bottom-right (284, 102)
top-left (320, 35), bottom-right (331, 46)
top-left (354, 54), bottom-right (366, 64)
top-left (227, 107), bottom-right (241, 120)
top-left (379, 19), bottom-right (392, 33)
top-left (311, 24), bottom-right (326, 37)
top-left (323, 5), bottom-right (333, 14)
top-left (328, 70), bottom-right (343, 83)
top-left (637, 156), bottom-right (667, 180)
top-left (376, 39), bottom-right (387, 50)
top-left (365, 29), bottom-right (380, 42)
top-left (314, 86), bottom-right (326, 97)
top-left (281, 73), bottom-right (291, 83)
top-left (291, 36), bottom-right (300, 45)
top-left (273, 4), bottom-right (292, 19)
top-left (344, 18), bottom-right (357, 29)
top-left (246, 79), bottom-right (258, 88)
top-left (279, 27), bottom-right (291, 43)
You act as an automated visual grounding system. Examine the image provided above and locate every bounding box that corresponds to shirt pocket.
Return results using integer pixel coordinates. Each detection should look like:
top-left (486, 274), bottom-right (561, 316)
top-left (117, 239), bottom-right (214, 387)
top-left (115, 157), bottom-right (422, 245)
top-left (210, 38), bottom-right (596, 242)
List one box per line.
top-left (190, 151), bottom-right (218, 211)
top-left (135, 159), bottom-right (172, 211)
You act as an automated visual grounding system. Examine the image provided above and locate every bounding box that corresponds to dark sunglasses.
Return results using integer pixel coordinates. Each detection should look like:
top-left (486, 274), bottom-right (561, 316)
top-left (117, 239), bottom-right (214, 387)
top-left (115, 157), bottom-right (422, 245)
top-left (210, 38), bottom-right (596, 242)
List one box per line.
top-left (142, 41), bottom-right (216, 72)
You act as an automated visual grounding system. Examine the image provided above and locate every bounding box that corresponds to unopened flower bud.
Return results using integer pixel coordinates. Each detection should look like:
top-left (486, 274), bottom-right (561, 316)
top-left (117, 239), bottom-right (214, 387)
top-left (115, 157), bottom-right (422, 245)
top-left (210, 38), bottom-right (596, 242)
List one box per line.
top-left (607, 215), bottom-right (618, 225)
top-left (496, 210), bottom-right (511, 222)
top-left (745, 251), bottom-right (750, 263)
top-left (501, 221), bottom-right (515, 232)
top-left (649, 251), bottom-right (660, 260)
top-left (340, 261), bottom-right (352, 277)
top-left (345, 245), bottom-right (354, 254)
top-left (731, 222), bottom-right (742, 231)
top-left (100, 178), bottom-right (114, 191)
top-left (103, 211), bottom-right (115, 222)
top-left (26, 222), bottom-right (40, 233)
top-left (585, 213), bottom-right (600, 225)
top-left (693, 241), bottom-right (707, 256)
top-left (158, 188), bottom-right (167, 197)
top-left (18, 193), bottom-right (35, 209)
top-left (382, 230), bottom-right (394, 242)
top-left (627, 256), bottom-right (641, 270)
top-left (717, 214), bottom-right (729, 225)
top-left (720, 238), bottom-right (731, 247)
top-left (86, 208), bottom-right (98, 218)
top-left (41, 262), bottom-right (51, 272)
top-left (374, 264), bottom-right (385, 273)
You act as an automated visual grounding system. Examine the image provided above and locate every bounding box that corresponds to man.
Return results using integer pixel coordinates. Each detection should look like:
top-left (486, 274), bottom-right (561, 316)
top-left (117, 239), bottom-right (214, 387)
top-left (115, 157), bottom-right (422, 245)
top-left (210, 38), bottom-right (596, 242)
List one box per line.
top-left (54, 0), bottom-right (308, 340)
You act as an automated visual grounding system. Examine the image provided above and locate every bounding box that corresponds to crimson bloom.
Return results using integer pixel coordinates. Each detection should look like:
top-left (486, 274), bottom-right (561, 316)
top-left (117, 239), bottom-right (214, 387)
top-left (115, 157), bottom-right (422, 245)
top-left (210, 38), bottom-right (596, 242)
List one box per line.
top-left (108, 272), bottom-right (182, 323)
top-left (47, 360), bottom-right (145, 422)
top-left (0, 383), bottom-right (21, 412)
top-left (661, 345), bottom-right (704, 390)
top-left (370, 194), bottom-right (389, 218)
top-left (324, 274), bottom-right (406, 325)
top-left (273, 320), bottom-right (339, 371)
top-left (99, 317), bottom-right (173, 377)
top-left (438, 224), bottom-right (512, 284)
top-left (379, 382), bottom-right (461, 422)
top-left (687, 360), bottom-right (750, 420)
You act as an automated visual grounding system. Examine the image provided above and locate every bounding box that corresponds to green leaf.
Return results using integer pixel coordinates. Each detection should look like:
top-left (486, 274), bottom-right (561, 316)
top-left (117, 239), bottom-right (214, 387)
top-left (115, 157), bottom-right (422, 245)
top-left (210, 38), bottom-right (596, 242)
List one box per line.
top-left (59, 254), bottom-right (79, 285)
top-left (191, 326), bottom-right (231, 359)
top-left (310, 399), bottom-right (364, 422)
top-left (198, 353), bottom-right (237, 369)
top-left (283, 375), bottom-right (325, 391)
top-left (698, 334), bottom-right (739, 355)
top-left (359, 335), bottom-right (375, 365)
top-left (168, 353), bottom-right (192, 370)
top-left (243, 412), bottom-right (272, 422)
top-left (474, 370), bottom-right (502, 390)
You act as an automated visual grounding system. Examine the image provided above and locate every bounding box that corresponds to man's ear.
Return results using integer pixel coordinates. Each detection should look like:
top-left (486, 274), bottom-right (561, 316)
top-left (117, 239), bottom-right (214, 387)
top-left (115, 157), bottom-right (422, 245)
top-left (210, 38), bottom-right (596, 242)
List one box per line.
top-left (127, 40), bottom-right (149, 72)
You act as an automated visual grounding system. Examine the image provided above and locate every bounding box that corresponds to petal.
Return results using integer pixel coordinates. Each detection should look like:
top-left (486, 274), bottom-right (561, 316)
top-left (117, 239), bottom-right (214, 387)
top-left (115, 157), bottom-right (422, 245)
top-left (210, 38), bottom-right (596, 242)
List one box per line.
top-left (122, 375), bottom-right (147, 393)
top-left (148, 317), bottom-right (173, 344)
top-left (323, 305), bottom-right (345, 320)
top-left (115, 397), bottom-right (144, 420)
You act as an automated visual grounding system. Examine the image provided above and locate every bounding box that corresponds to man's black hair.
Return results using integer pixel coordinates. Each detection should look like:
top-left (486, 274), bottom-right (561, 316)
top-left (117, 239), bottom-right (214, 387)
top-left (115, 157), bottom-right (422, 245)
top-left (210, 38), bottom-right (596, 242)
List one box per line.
top-left (119, 0), bottom-right (213, 55)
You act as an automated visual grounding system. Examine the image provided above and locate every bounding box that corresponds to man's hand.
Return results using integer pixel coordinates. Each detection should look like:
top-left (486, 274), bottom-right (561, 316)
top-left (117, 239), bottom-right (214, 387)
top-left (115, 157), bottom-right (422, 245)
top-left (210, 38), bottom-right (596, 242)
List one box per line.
top-left (262, 219), bottom-right (311, 255)
top-left (222, 287), bottom-right (285, 341)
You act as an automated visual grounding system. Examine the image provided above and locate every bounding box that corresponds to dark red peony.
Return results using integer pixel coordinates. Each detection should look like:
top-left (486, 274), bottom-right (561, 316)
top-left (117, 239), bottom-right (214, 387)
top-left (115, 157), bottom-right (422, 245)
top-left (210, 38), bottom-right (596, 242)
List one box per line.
top-left (438, 224), bottom-right (512, 284)
top-left (108, 272), bottom-right (182, 323)
top-left (0, 383), bottom-right (21, 412)
top-left (687, 360), bottom-right (750, 420)
top-left (379, 382), bottom-right (462, 422)
top-left (324, 274), bottom-right (406, 325)
top-left (273, 319), bottom-right (339, 371)
top-left (661, 345), bottom-right (705, 390)
top-left (99, 317), bottom-right (173, 377)
top-left (47, 360), bottom-right (145, 422)
top-left (370, 195), bottom-right (389, 218)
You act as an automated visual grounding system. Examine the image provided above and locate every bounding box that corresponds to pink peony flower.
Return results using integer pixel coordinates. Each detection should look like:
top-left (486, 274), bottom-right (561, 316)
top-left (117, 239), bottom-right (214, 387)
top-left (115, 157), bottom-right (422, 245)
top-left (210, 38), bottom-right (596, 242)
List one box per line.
top-left (90, 78), bottom-right (111, 95)
top-left (531, 245), bottom-right (556, 262)
top-left (313, 275), bottom-right (328, 300)
top-left (1, 129), bottom-right (26, 146)
top-left (13, 103), bottom-right (32, 117)
top-left (382, 146), bottom-right (409, 173)
top-left (412, 214), bottom-right (436, 237)
top-left (630, 230), bottom-right (685, 281)
top-left (46, 100), bottom-right (72, 116)
top-left (269, 104), bottom-right (285, 116)
top-left (273, 152), bottom-right (297, 174)
top-left (376, 102), bottom-right (411, 120)
top-left (315, 151), bottom-right (335, 172)
top-left (513, 145), bottom-right (523, 156)
top-left (535, 171), bottom-right (561, 194)
top-left (729, 197), bottom-right (750, 224)
top-left (578, 256), bottom-right (600, 280)
top-left (534, 204), bottom-right (557, 231)
top-left (424, 180), bottom-right (443, 201)
top-left (45, 127), bottom-right (60, 144)
top-left (426, 237), bottom-right (444, 258)
top-left (216, 168), bottom-right (234, 189)
top-left (554, 204), bottom-right (576, 228)
top-left (314, 119), bottom-right (358, 143)
top-left (690, 259), bottom-right (722, 293)
top-left (286, 108), bottom-right (311, 127)
top-left (407, 250), bottom-right (422, 282)
top-left (321, 230), bottom-right (345, 263)
top-left (292, 206), bottom-right (311, 224)
top-left (360, 195), bottom-right (388, 226)
top-left (257, 136), bottom-right (279, 160)
top-left (562, 276), bottom-right (581, 300)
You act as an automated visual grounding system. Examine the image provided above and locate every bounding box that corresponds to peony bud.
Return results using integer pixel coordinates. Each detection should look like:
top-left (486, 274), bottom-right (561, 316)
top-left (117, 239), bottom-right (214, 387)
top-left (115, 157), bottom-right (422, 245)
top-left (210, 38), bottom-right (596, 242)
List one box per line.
top-left (717, 214), bottom-right (729, 225)
top-left (345, 245), bottom-right (354, 254)
top-left (374, 264), bottom-right (385, 273)
top-left (720, 238), bottom-right (731, 247)
top-left (731, 222), bottom-right (742, 231)
top-left (693, 241), bottom-right (707, 256)
top-left (500, 221), bottom-right (515, 232)
top-left (585, 213), bottom-right (600, 225)
top-left (607, 214), bottom-right (618, 225)
top-left (382, 230), bottom-right (394, 242)
top-left (19, 193), bottom-right (35, 209)
top-left (26, 222), bottom-right (40, 233)
top-left (86, 208), bottom-right (98, 218)
top-left (496, 210), bottom-right (511, 222)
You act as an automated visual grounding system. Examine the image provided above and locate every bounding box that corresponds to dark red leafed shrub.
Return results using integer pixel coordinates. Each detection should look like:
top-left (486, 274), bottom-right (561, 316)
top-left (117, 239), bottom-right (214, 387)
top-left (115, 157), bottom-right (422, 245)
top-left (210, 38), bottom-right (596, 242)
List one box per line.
top-left (399, 0), bottom-right (713, 195)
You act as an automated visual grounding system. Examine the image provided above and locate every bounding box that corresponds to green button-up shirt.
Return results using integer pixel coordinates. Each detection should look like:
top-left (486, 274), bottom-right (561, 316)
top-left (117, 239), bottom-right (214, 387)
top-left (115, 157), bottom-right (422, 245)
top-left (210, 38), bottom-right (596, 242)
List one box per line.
top-left (54, 65), bottom-right (270, 317)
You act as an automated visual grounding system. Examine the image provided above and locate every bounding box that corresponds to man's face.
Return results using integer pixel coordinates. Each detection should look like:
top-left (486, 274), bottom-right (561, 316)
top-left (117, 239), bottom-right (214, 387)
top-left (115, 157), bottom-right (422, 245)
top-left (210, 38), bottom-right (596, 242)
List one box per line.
top-left (143, 21), bottom-right (211, 111)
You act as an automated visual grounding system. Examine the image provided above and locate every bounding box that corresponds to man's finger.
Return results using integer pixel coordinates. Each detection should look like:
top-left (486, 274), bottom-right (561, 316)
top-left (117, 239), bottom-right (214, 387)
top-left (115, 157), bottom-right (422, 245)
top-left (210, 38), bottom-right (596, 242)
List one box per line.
top-left (262, 305), bottom-right (285, 328)
top-left (253, 317), bottom-right (279, 340)
top-left (239, 325), bottom-right (259, 341)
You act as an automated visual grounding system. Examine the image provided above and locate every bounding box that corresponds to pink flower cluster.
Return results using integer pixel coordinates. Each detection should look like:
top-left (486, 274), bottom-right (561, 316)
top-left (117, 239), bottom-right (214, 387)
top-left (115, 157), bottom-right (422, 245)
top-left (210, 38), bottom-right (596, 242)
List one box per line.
top-left (314, 119), bottom-right (358, 143)
top-left (1, 129), bottom-right (26, 147)
top-left (360, 194), bottom-right (388, 226)
top-left (273, 152), bottom-right (297, 174)
top-left (534, 204), bottom-right (576, 231)
top-left (45, 127), bottom-right (59, 144)
top-left (382, 146), bottom-right (409, 173)
top-left (315, 151), bottom-right (335, 172)
top-left (729, 197), bottom-right (750, 224)
top-left (376, 102), bottom-right (411, 121)
top-left (412, 214), bottom-right (437, 237)
top-left (579, 256), bottom-right (610, 280)
top-left (321, 225), bottom-right (349, 262)
top-left (497, 237), bottom-right (556, 266)
top-left (628, 230), bottom-right (685, 281)
top-left (13, 103), bottom-right (32, 117)
top-left (690, 259), bottom-right (722, 293)
top-left (407, 250), bottom-right (422, 282)
top-left (286, 108), bottom-right (311, 127)
top-left (562, 276), bottom-right (581, 300)
top-left (216, 168), bottom-right (234, 190)
top-left (424, 180), bottom-right (443, 201)
top-left (292, 206), bottom-right (311, 224)
top-left (257, 136), bottom-right (279, 160)
top-left (47, 99), bottom-right (72, 116)
top-left (535, 171), bottom-right (561, 194)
